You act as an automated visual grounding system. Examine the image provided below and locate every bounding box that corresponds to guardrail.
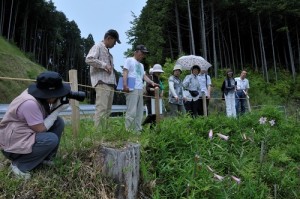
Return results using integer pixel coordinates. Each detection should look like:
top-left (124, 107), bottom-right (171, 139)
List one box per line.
top-left (0, 104), bottom-right (148, 119)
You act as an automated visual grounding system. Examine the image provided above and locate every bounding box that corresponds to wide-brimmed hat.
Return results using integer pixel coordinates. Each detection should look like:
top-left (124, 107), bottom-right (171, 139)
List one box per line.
top-left (28, 71), bottom-right (71, 99)
top-left (152, 64), bottom-right (164, 73)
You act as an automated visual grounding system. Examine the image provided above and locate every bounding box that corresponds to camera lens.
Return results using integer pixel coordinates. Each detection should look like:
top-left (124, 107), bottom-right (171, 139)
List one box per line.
top-left (67, 91), bottom-right (86, 102)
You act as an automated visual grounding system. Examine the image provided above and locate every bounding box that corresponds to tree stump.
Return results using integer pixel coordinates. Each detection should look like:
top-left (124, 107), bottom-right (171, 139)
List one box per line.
top-left (95, 142), bottom-right (140, 199)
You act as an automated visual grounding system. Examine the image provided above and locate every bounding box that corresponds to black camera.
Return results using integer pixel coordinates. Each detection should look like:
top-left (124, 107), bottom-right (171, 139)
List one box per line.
top-left (67, 91), bottom-right (86, 102)
top-left (60, 91), bottom-right (86, 104)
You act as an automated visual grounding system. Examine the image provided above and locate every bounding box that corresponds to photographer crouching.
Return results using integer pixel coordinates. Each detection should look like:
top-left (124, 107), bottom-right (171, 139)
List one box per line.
top-left (0, 71), bottom-right (85, 180)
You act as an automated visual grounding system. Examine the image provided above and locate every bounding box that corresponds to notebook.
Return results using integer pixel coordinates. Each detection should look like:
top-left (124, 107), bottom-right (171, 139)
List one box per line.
top-left (116, 77), bottom-right (136, 91)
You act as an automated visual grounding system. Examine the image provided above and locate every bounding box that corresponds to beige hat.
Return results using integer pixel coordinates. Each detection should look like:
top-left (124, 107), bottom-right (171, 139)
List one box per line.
top-left (173, 64), bottom-right (182, 72)
top-left (152, 64), bottom-right (164, 73)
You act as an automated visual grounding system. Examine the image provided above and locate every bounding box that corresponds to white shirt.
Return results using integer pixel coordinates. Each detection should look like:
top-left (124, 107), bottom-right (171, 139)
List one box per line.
top-left (123, 57), bottom-right (145, 89)
top-left (198, 73), bottom-right (212, 96)
top-left (235, 77), bottom-right (250, 90)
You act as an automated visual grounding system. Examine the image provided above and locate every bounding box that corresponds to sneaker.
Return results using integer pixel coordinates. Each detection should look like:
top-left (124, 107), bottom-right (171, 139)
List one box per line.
top-left (42, 160), bottom-right (54, 166)
top-left (10, 164), bottom-right (31, 180)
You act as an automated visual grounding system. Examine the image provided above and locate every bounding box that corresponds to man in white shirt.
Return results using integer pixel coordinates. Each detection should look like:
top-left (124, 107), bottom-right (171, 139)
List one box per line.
top-left (122, 45), bottom-right (158, 132)
top-left (197, 69), bottom-right (212, 116)
top-left (235, 70), bottom-right (250, 115)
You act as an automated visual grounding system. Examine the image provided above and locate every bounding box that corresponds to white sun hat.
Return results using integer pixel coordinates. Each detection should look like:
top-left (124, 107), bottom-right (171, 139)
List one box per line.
top-left (152, 64), bottom-right (164, 73)
top-left (173, 64), bottom-right (182, 72)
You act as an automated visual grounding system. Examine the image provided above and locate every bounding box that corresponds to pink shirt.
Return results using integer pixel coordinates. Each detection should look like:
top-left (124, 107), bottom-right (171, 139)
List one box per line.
top-left (17, 100), bottom-right (44, 126)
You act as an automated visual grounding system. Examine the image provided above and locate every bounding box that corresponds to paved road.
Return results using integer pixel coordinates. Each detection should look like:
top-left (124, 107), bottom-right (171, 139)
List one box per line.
top-left (0, 104), bottom-right (129, 119)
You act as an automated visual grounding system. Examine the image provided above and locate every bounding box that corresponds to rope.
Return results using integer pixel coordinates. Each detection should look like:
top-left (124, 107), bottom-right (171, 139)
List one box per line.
top-left (0, 76), bottom-right (249, 100)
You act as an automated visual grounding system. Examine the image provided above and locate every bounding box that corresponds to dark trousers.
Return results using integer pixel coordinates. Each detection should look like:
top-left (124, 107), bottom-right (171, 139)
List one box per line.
top-left (235, 90), bottom-right (246, 115)
top-left (145, 98), bottom-right (153, 115)
top-left (198, 97), bottom-right (210, 116)
top-left (184, 99), bottom-right (199, 117)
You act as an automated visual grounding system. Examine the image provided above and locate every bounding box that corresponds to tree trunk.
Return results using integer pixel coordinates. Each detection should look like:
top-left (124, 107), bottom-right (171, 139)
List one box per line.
top-left (0, 0), bottom-right (6, 36)
top-left (258, 14), bottom-right (268, 82)
top-left (200, 0), bottom-right (207, 59)
top-left (211, 2), bottom-right (217, 78)
top-left (175, 0), bottom-right (182, 55)
top-left (168, 30), bottom-right (174, 59)
top-left (227, 14), bottom-right (235, 71)
top-left (235, 13), bottom-right (243, 68)
top-left (217, 21), bottom-right (223, 69)
top-left (286, 23), bottom-right (296, 82)
top-left (250, 24), bottom-right (258, 72)
top-left (297, 26), bottom-right (300, 72)
top-left (21, 2), bottom-right (29, 51)
top-left (7, 0), bottom-right (14, 41)
top-left (269, 15), bottom-right (277, 81)
top-left (187, 0), bottom-right (195, 55)
top-left (94, 143), bottom-right (140, 199)
top-left (11, 0), bottom-right (19, 42)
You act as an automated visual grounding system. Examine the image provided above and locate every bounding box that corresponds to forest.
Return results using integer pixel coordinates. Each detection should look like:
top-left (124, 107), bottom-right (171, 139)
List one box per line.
top-left (1, 0), bottom-right (300, 84)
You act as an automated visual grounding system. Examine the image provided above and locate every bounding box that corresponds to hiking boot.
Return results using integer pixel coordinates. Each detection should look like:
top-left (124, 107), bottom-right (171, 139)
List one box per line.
top-left (10, 164), bottom-right (31, 180)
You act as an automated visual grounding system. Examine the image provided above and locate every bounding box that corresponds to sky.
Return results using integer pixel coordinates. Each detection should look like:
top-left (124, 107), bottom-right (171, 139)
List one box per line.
top-left (51, 0), bottom-right (147, 72)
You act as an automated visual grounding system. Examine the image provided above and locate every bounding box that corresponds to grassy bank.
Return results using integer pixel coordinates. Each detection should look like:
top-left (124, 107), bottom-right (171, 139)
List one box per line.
top-left (0, 37), bottom-right (45, 103)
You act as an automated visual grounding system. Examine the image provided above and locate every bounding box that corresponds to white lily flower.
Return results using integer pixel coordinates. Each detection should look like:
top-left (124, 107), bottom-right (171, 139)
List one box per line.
top-left (259, 117), bottom-right (267, 124)
top-left (269, 119), bottom-right (276, 126)
top-left (213, 173), bottom-right (224, 181)
top-left (217, 133), bottom-right (229, 141)
top-left (231, 175), bottom-right (241, 184)
top-left (208, 129), bottom-right (213, 139)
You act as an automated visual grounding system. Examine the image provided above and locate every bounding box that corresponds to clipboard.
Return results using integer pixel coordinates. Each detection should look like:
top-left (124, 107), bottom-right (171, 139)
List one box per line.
top-left (116, 77), bottom-right (136, 91)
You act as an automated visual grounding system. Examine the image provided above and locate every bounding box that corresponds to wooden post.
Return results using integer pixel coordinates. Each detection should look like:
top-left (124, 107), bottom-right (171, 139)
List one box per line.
top-left (95, 143), bottom-right (140, 199)
top-left (246, 95), bottom-right (251, 112)
top-left (154, 87), bottom-right (160, 124)
top-left (202, 91), bottom-right (207, 117)
top-left (68, 70), bottom-right (80, 137)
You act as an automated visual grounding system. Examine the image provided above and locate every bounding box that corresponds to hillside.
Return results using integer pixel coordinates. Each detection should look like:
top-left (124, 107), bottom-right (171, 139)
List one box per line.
top-left (0, 37), bottom-right (45, 103)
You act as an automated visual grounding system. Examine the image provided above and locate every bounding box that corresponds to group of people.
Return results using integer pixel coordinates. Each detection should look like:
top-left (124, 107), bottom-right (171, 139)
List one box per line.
top-left (223, 69), bottom-right (250, 117)
top-left (0, 29), bottom-right (250, 179)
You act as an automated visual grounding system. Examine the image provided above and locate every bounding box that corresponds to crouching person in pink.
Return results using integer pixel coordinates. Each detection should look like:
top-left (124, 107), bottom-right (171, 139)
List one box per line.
top-left (0, 71), bottom-right (70, 180)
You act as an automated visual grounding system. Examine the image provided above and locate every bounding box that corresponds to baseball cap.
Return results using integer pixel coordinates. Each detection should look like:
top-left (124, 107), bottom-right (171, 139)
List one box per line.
top-left (135, 44), bottom-right (149, 53)
top-left (106, 29), bottom-right (121, 44)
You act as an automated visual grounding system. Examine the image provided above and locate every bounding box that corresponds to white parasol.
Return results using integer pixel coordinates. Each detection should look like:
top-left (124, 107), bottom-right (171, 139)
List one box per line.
top-left (176, 55), bottom-right (212, 70)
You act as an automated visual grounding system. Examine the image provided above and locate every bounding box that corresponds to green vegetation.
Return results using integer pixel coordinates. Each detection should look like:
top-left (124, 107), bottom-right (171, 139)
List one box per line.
top-left (0, 37), bottom-right (45, 103)
top-left (1, 107), bottom-right (299, 198)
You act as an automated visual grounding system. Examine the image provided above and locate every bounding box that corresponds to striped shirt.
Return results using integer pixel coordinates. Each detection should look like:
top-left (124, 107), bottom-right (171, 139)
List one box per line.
top-left (85, 41), bottom-right (116, 87)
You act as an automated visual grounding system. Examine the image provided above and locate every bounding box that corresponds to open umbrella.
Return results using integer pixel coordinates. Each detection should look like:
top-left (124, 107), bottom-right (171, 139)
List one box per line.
top-left (176, 55), bottom-right (212, 70)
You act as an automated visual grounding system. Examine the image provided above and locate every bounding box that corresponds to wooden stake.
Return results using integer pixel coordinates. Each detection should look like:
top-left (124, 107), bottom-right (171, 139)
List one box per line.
top-left (68, 70), bottom-right (80, 137)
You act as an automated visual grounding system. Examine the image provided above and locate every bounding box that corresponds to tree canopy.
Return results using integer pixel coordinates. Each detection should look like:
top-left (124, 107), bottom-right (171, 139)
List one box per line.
top-left (1, 0), bottom-right (299, 84)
